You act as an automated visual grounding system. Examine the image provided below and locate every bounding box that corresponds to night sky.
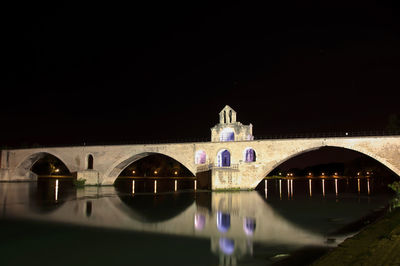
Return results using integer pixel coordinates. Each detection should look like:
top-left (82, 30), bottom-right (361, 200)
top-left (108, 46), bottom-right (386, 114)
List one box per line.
top-left (3, 1), bottom-right (400, 148)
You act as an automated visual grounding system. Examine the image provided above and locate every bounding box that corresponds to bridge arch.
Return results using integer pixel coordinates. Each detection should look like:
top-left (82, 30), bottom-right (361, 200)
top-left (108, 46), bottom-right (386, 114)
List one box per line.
top-left (252, 144), bottom-right (400, 188)
top-left (103, 152), bottom-right (196, 185)
top-left (16, 151), bottom-right (73, 179)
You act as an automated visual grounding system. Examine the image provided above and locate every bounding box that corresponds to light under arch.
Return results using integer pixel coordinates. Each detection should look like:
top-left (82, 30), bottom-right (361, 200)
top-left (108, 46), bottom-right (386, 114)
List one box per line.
top-left (104, 152), bottom-right (196, 185)
top-left (251, 145), bottom-right (400, 188)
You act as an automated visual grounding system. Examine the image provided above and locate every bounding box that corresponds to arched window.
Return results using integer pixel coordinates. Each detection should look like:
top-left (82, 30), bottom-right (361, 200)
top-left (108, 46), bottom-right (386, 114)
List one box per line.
top-left (244, 148), bottom-right (256, 162)
top-left (195, 150), bottom-right (207, 164)
top-left (220, 128), bottom-right (234, 142)
top-left (229, 110), bottom-right (232, 123)
top-left (217, 150), bottom-right (231, 167)
top-left (87, 154), bottom-right (94, 170)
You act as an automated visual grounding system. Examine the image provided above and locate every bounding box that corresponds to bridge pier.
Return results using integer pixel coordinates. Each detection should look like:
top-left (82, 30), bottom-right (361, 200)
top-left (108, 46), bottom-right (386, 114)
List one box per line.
top-left (196, 164), bottom-right (262, 191)
top-left (0, 168), bottom-right (37, 182)
top-left (76, 170), bottom-right (100, 186)
top-left (196, 170), bottom-right (212, 190)
top-left (0, 168), bottom-right (9, 181)
top-left (212, 168), bottom-right (242, 190)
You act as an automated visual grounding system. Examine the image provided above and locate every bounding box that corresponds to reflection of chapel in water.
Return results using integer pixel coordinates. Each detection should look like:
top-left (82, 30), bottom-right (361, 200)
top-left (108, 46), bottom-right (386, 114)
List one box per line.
top-left (194, 192), bottom-right (257, 266)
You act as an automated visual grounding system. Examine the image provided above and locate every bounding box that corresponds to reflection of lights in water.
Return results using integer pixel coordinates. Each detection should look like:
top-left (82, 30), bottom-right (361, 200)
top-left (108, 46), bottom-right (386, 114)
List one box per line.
top-left (154, 180), bottom-right (157, 194)
top-left (174, 180), bottom-right (177, 191)
top-left (357, 178), bottom-right (360, 193)
top-left (290, 179), bottom-right (293, 198)
top-left (367, 179), bottom-right (370, 195)
top-left (194, 213), bottom-right (205, 230)
top-left (287, 180), bottom-right (290, 198)
top-left (322, 179), bottom-right (325, 197)
top-left (335, 179), bottom-right (338, 196)
top-left (194, 180), bottom-right (197, 190)
top-left (132, 180), bottom-right (135, 194)
top-left (219, 237), bottom-right (234, 255)
top-left (279, 179), bottom-right (282, 199)
top-left (309, 179), bottom-right (312, 197)
top-left (246, 238), bottom-right (254, 256)
top-left (264, 180), bottom-right (267, 199)
top-left (55, 179), bottom-right (59, 202)
top-left (217, 212), bottom-right (231, 233)
top-left (243, 217), bottom-right (256, 236)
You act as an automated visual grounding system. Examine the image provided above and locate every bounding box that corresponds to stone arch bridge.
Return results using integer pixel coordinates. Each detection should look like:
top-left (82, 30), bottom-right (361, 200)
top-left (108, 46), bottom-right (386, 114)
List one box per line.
top-left (1, 135), bottom-right (400, 190)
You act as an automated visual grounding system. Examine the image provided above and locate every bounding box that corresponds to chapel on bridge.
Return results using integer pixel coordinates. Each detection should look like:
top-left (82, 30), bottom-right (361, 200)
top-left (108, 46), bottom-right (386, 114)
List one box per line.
top-left (210, 105), bottom-right (253, 142)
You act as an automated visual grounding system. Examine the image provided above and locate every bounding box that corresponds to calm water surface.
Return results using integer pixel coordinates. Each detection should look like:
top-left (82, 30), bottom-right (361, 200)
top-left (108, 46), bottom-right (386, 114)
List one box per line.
top-left (0, 177), bottom-right (395, 266)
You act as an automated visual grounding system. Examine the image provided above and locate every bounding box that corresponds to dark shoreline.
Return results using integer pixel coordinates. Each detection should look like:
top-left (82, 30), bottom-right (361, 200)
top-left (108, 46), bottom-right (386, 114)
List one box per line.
top-left (311, 207), bottom-right (400, 265)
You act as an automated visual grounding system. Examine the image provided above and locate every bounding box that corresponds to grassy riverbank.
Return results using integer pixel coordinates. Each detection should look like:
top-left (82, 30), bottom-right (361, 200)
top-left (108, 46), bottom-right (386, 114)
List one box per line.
top-left (312, 207), bottom-right (400, 265)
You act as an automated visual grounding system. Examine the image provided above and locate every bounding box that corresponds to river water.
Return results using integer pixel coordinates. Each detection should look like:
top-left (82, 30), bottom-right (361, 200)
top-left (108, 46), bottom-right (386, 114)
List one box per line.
top-left (0, 177), bottom-right (395, 266)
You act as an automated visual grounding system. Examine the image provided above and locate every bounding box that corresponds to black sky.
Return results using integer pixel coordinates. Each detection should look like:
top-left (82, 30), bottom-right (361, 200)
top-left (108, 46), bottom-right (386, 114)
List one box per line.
top-left (2, 1), bottom-right (400, 147)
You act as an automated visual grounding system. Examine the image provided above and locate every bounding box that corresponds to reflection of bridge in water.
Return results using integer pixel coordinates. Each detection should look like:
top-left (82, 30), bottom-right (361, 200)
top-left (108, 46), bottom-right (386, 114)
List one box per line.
top-left (1, 183), bottom-right (337, 265)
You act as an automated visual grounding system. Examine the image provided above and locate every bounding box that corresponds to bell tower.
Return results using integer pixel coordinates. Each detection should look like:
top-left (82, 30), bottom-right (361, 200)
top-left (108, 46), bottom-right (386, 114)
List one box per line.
top-left (219, 105), bottom-right (237, 124)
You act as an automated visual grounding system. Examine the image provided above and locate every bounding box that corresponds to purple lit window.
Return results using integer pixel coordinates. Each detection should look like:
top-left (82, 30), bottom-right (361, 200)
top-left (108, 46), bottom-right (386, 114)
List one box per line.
top-left (218, 150), bottom-right (231, 167)
top-left (220, 128), bottom-right (235, 141)
top-left (244, 148), bottom-right (256, 162)
top-left (195, 150), bottom-right (206, 164)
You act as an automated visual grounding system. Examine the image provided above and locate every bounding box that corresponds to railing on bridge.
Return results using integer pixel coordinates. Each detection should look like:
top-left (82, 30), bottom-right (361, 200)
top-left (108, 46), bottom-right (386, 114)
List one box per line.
top-left (197, 163), bottom-right (239, 172)
top-left (253, 130), bottom-right (400, 140)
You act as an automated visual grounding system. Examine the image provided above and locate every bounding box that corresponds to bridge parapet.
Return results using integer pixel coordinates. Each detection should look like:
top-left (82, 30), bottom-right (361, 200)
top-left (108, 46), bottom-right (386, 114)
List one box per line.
top-left (197, 164), bottom-right (239, 173)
